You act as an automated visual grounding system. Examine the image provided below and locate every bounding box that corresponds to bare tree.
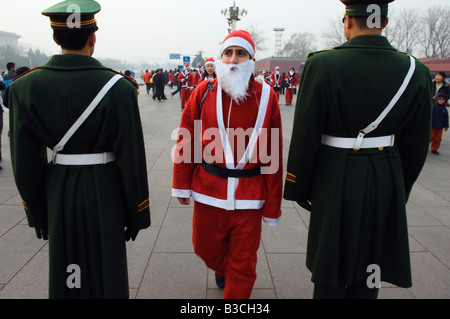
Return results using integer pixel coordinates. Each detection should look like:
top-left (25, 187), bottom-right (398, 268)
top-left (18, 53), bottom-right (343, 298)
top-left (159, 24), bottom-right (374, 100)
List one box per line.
top-left (388, 8), bottom-right (421, 54)
top-left (282, 33), bottom-right (317, 58)
top-left (245, 24), bottom-right (268, 54)
top-left (433, 6), bottom-right (450, 57)
top-left (419, 6), bottom-right (440, 58)
top-left (321, 16), bottom-right (346, 47)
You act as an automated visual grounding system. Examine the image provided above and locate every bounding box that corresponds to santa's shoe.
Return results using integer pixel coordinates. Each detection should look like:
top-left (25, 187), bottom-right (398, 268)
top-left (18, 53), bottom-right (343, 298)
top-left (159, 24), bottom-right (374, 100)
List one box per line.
top-left (215, 272), bottom-right (225, 289)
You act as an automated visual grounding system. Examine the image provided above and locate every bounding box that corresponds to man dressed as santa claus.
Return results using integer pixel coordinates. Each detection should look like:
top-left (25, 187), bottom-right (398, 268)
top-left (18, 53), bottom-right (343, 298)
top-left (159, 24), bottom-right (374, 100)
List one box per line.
top-left (178, 64), bottom-right (195, 110)
top-left (270, 66), bottom-right (283, 101)
top-left (285, 67), bottom-right (299, 106)
top-left (172, 30), bottom-right (283, 299)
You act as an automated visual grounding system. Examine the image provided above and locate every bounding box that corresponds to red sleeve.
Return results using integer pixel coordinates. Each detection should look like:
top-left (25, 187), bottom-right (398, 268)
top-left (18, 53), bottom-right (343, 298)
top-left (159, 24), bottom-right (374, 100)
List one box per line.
top-left (261, 91), bottom-right (283, 221)
top-left (292, 75), bottom-right (299, 87)
top-left (172, 83), bottom-right (207, 195)
top-left (177, 72), bottom-right (185, 83)
top-left (188, 73), bottom-right (195, 88)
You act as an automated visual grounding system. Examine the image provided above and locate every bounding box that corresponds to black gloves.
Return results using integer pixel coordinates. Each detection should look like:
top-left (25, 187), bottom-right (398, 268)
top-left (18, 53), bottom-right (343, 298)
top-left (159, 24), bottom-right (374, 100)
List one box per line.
top-left (125, 227), bottom-right (139, 241)
top-left (35, 227), bottom-right (48, 240)
top-left (297, 200), bottom-right (312, 212)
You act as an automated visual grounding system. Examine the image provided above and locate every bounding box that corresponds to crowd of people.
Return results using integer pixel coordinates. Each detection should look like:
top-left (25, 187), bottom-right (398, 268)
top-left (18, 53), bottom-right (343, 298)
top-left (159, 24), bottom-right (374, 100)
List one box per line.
top-left (0, 0), bottom-right (448, 301)
top-left (120, 61), bottom-right (301, 109)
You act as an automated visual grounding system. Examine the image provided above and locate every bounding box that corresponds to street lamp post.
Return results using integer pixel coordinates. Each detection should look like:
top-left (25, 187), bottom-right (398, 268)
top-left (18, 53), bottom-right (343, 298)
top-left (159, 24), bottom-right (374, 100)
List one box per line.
top-left (221, 1), bottom-right (247, 33)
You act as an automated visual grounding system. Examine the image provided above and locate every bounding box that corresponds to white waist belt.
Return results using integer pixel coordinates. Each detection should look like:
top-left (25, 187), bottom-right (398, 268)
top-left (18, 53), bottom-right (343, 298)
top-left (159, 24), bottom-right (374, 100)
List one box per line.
top-left (322, 134), bottom-right (395, 150)
top-left (54, 152), bottom-right (116, 165)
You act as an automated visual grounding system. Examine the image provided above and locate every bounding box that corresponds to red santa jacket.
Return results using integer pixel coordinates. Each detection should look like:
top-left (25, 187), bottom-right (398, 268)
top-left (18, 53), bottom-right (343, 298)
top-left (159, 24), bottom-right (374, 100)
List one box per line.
top-left (172, 77), bottom-right (283, 225)
top-left (270, 72), bottom-right (282, 89)
top-left (178, 70), bottom-right (195, 89)
top-left (193, 70), bottom-right (203, 87)
top-left (285, 73), bottom-right (298, 89)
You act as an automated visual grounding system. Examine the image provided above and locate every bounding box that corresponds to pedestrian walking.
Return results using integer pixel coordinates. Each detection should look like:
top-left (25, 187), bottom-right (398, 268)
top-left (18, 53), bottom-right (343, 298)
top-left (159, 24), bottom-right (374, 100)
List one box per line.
top-left (430, 92), bottom-right (449, 155)
top-left (284, 0), bottom-right (432, 299)
top-left (172, 30), bottom-right (283, 299)
top-left (9, 0), bottom-right (150, 299)
top-left (285, 68), bottom-right (298, 106)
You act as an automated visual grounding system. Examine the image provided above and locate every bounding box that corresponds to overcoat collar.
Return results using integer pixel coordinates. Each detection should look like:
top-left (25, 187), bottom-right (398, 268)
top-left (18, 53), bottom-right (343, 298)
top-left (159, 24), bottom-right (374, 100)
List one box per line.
top-left (40, 54), bottom-right (109, 71)
top-left (335, 35), bottom-right (398, 51)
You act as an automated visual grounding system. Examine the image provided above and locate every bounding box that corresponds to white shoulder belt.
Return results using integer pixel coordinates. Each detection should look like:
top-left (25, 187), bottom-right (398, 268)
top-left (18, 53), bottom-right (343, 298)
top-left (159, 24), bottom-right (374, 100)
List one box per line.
top-left (322, 55), bottom-right (416, 151)
top-left (52, 74), bottom-right (123, 165)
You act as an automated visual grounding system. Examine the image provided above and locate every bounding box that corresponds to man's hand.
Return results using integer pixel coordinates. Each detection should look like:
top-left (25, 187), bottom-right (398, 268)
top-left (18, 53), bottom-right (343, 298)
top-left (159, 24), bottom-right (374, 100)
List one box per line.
top-left (35, 227), bottom-right (48, 240)
top-left (297, 200), bottom-right (312, 212)
top-left (125, 227), bottom-right (139, 241)
top-left (178, 197), bottom-right (191, 205)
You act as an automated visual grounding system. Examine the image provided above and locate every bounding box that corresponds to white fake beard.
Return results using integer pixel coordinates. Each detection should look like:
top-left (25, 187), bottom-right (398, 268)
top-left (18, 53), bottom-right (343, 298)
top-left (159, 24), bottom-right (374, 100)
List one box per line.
top-left (216, 59), bottom-right (255, 104)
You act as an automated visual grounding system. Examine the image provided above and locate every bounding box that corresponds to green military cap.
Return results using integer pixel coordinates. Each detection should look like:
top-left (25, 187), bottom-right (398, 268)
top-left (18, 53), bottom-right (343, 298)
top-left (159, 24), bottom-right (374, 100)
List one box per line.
top-left (341, 0), bottom-right (394, 17)
top-left (42, 0), bottom-right (101, 30)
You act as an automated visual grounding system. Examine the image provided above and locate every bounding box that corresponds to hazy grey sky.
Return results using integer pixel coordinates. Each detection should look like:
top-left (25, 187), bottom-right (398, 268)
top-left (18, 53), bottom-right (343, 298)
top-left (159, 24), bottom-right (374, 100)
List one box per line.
top-left (1, 0), bottom-right (449, 66)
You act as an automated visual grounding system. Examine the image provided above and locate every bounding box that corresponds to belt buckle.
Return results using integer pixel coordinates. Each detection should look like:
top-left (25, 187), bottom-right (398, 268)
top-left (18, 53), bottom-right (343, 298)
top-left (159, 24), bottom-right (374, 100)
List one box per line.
top-left (52, 144), bottom-right (64, 165)
top-left (52, 150), bottom-right (58, 165)
top-left (353, 130), bottom-right (365, 152)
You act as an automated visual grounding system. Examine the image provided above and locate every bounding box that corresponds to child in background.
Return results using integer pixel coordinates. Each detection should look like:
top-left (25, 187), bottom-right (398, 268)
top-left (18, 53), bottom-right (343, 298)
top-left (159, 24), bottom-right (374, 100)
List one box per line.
top-left (430, 92), bottom-right (449, 155)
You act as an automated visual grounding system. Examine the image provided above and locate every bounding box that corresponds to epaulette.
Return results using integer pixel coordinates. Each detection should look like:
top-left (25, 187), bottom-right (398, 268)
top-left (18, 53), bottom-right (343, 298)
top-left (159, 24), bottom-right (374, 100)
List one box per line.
top-left (111, 69), bottom-right (139, 89)
top-left (307, 49), bottom-right (334, 59)
top-left (398, 51), bottom-right (418, 60)
top-left (13, 67), bottom-right (40, 81)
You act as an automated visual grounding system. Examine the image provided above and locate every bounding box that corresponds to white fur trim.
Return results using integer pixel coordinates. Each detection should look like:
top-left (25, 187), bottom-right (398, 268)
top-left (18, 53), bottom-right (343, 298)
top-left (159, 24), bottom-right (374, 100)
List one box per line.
top-left (220, 37), bottom-right (255, 58)
top-left (192, 191), bottom-right (265, 210)
top-left (263, 216), bottom-right (280, 226)
top-left (172, 188), bottom-right (191, 198)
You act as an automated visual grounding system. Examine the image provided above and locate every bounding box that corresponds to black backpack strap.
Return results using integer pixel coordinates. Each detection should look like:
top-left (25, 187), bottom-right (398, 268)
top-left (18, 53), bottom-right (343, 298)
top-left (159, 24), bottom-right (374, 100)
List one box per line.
top-left (199, 80), bottom-right (215, 114)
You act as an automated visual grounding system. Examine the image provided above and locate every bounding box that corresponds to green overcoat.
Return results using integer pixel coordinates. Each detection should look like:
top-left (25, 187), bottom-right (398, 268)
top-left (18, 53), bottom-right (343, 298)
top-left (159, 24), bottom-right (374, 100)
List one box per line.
top-left (284, 35), bottom-right (432, 288)
top-left (9, 54), bottom-right (150, 298)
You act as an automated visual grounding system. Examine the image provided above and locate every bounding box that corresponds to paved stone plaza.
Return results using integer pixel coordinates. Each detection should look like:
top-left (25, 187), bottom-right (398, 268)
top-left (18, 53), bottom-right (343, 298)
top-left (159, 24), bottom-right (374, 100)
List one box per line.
top-left (0, 85), bottom-right (449, 299)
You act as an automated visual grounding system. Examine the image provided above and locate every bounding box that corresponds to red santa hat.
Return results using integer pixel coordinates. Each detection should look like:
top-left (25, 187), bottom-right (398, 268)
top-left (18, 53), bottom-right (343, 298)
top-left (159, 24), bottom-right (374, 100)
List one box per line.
top-left (220, 30), bottom-right (255, 59)
top-left (204, 57), bottom-right (215, 66)
top-left (184, 63), bottom-right (190, 69)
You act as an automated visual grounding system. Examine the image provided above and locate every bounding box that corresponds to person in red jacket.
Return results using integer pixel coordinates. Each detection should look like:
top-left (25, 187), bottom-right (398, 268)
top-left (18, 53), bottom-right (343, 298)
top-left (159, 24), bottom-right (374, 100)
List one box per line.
top-left (270, 66), bottom-right (283, 101)
top-left (172, 30), bottom-right (283, 299)
top-left (285, 68), bottom-right (299, 105)
top-left (178, 64), bottom-right (194, 110)
top-left (193, 65), bottom-right (203, 89)
top-left (198, 58), bottom-right (216, 85)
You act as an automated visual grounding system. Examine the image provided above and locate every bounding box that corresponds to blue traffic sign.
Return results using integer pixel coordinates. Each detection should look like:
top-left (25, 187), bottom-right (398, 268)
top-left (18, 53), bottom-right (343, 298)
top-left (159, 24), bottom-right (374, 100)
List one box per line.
top-left (183, 56), bottom-right (190, 63)
top-left (169, 53), bottom-right (181, 60)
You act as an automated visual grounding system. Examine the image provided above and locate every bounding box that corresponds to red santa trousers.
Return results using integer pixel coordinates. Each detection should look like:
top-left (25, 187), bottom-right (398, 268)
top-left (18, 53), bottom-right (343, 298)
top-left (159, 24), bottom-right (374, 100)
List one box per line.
top-left (274, 90), bottom-right (280, 102)
top-left (192, 201), bottom-right (262, 299)
top-left (430, 128), bottom-right (443, 151)
top-left (285, 88), bottom-right (295, 105)
top-left (180, 88), bottom-right (192, 109)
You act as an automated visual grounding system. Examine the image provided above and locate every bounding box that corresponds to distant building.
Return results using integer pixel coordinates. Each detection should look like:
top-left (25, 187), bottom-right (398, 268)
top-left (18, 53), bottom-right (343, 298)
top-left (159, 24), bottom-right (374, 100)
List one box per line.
top-left (254, 57), bottom-right (307, 74)
top-left (0, 31), bottom-right (21, 51)
top-left (420, 57), bottom-right (450, 79)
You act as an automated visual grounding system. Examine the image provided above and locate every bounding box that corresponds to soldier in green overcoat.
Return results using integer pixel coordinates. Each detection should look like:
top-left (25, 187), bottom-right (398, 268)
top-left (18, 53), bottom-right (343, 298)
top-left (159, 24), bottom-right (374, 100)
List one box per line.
top-left (284, 0), bottom-right (432, 298)
top-left (9, 0), bottom-right (150, 298)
